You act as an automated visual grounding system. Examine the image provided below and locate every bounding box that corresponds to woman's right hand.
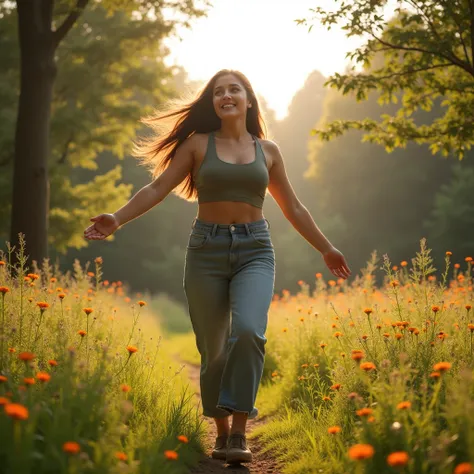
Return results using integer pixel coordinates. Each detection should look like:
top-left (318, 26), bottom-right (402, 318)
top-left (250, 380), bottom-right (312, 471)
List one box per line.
top-left (83, 213), bottom-right (120, 240)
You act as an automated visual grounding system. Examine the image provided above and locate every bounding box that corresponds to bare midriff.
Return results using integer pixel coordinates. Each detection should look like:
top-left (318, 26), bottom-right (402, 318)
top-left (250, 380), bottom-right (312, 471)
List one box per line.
top-left (197, 202), bottom-right (264, 225)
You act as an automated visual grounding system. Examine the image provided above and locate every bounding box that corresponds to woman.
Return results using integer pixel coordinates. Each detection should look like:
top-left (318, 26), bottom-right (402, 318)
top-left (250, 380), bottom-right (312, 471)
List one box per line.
top-left (83, 69), bottom-right (351, 465)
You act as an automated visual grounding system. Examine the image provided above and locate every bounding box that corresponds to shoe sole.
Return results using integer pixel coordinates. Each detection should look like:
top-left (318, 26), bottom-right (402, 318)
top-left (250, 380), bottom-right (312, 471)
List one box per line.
top-left (226, 451), bottom-right (253, 464)
top-left (211, 450), bottom-right (227, 461)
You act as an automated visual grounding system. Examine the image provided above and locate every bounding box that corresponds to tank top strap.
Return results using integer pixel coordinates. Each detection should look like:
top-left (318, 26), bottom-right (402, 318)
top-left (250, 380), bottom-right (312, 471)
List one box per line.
top-left (205, 131), bottom-right (218, 161)
top-left (253, 135), bottom-right (267, 166)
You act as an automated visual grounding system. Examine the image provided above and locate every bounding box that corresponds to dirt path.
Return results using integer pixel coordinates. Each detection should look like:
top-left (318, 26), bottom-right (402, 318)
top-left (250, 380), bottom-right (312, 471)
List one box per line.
top-left (178, 359), bottom-right (282, 474)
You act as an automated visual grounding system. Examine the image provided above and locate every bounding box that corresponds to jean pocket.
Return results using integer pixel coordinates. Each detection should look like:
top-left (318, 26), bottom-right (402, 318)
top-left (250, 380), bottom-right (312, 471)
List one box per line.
top-left (187, 231), bottom-right (210, 250)
top-left (250, 229), bottom-right (273, 247)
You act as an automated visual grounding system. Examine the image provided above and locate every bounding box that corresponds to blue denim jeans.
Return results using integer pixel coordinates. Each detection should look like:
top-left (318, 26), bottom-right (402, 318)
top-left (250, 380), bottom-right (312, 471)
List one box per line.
top-left (183, 218), bottom-right (275, 419)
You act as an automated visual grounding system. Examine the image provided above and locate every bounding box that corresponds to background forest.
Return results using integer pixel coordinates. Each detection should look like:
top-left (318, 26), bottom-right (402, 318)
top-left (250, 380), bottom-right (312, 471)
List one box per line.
top-left (1, 2), bottom-right (473, 311)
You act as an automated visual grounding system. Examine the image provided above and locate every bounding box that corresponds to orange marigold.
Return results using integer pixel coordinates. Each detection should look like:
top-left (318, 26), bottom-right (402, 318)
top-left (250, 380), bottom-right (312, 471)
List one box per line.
top-left (328, 426), bottom-right (341, 434)
top-left (120, 384), bottom-right (131, 393)
top-left (36, 372), bottom-right (51, 383)
top-left (397, 401), bottom-right (411, 410)
top-left (433, 362), bottom-right (452, 372)
top-left (0, 397), bottom-right (10, 406)
top-left (356, 408), bottom-right (373, 417)
top-left (78, 330), bottom-right (86, 337)
top-left (360, 362), bottom-right (376, 372)
top-left (4, 403), bottom-right (29, 420)
top-left (137, 301), bottom-right (146, 307)
top-left (364, 308), bottom-right (373, 315)
top-left (63, 442), bottom-right (81, 454)
top-left (0, 286), bottom-right (10, 294)
top-left (115, 452), bottom-right (127, 461)
top-left (48, 360), bottom-right (58, 367)
top-left (18, 352), bottom-right (35, 362)
top-left (331, 383), bottom-right (342, 391)
top-left (164, 450), bottom-right (178, 460)
top-left (454, 463), bottom-right (473, 474)
top-left (0, 375), bottom-right (7, 383)
top-left (177, 435), bottom-right (189, 443)
top-left (348, 444), bottom-right (375, 460)
top-left (387, 451), bottom-right (409, 467)
top-left (23, 377), bottom-right (35, 385)
top-left (127, 346), bottom-right (138, 354)
top-left (83, 307), bottom-right (93, 315)
top-left (36, 302), bottom-right (50, 310)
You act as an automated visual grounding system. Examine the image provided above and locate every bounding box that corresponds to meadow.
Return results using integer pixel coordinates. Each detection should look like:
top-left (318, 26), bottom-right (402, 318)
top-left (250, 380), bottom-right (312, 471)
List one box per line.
top-left (0, 234), bottom-right (205, 474)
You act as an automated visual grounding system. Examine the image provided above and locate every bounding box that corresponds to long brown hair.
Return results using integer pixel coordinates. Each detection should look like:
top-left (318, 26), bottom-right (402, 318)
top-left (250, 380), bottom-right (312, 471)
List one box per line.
top-left (132, 69), bottom-right (267, 201)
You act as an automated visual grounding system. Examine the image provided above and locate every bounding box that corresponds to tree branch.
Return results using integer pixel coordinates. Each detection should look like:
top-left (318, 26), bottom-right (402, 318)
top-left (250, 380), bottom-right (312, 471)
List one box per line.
top-left (57, 133), bottom-right (75, 165)
top-left (469, 0), bottom-right (474, 67)
top-left (52, 0), bottom-right (90, 48)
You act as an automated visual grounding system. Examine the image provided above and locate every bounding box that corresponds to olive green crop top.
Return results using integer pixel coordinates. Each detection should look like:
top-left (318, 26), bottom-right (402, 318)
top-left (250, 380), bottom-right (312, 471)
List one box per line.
top-left (195, 132), bottom-right (269, 209)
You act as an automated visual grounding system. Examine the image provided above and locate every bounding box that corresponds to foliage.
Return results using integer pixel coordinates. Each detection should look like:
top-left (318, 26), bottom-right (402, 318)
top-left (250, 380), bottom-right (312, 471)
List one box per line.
top-left (300, 1), bottom-right (474, 159)
top-left (253, 240), bottom-right (474, 473)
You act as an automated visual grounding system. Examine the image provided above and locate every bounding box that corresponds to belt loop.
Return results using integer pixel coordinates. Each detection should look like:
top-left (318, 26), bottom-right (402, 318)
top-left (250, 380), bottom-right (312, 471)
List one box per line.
top-left (265, 218), bottom-right (270, 229)
top-left (191, 217), bottom-right (197, 229)
top-left (244, 223), bottom-right (250, 236)
top-left (211, 224), bottom-right (218, 237)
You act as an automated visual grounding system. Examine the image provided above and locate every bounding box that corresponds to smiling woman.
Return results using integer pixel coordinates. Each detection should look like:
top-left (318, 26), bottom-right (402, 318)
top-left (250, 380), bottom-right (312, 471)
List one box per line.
top-left (83, 68), bottom-right (351, 466)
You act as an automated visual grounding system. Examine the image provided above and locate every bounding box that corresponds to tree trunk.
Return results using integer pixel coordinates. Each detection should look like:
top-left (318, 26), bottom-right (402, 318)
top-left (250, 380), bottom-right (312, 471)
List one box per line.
top-left (10, 1), bottom-right (56, 267)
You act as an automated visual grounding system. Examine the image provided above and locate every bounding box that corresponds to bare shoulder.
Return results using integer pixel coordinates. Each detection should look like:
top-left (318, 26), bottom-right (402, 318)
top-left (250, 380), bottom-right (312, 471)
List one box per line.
top-left (258, 138), bottom-right (282, 169)
top-left (183, 132), bottom-right (209, 158)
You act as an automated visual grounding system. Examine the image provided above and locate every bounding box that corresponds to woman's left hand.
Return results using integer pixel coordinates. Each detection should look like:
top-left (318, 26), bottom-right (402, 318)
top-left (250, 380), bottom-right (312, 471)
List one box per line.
top-left (322, 247), bottom-right (352, 279)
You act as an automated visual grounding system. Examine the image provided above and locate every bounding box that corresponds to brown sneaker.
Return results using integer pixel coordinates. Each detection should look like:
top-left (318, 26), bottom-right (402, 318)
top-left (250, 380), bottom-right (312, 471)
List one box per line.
top-left (226, 433), bottom-right (253, 464)
top-left (211, 434), bottom-right (228, 460)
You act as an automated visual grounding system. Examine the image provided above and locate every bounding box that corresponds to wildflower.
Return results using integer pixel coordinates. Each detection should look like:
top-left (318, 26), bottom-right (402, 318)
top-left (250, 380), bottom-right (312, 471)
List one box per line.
top-left (356, 408), bottom-right (373, 417)
top-left (361, 335), bottom-right (369, 340)
top-left (120, 384), bottom-right (131, 393)
top-left (320, 343), bottom-right (327, 349)
top-left (36, 372), bottom-right (51, 383)
top-left (395, 333), bottom-right (403, 340)
top-left (115, 452), bottom-right (127, 461)
top-left (24, 377), bottom-right (35, 386)
top-left (445, 251), bottom-right (452, 256)
top-left (331, 383), bottom-right (341, 391)
top-left (164, 450), bottom-right (178, 460)
top-left (328, 426), bottom-right (341, 434)
top-left (300, 317), bottom-right (305, 322)
top-left (36, 302), bottom-right (50, 311)
top-left (0, 397), bottom-right (10, 406)
top-left (94, 257), bottom-right (103, 264)
top-left (466, 257), bottom-right (473, 262)
top-left (27, 273), bottom-right (39, 280)
top-left (360, 362), bottom-right (376, 372)
top-left (348, 444), bottom-right (375, 460)
top-left (48, 360), bottom-right (58, 367)
top-left (0, 375), bottom-right (7, 383)
top-left (391, 280), bottom-right (399, 288)
top-left (127, 346), bottom-right (138, 355)
top-left (333, 332), bottom-right (343, 338)
top-left (0, 286), bottom-right (10, 294)
top-left (400, 261), bottom-right (408, 266)
top-left (301, 363), bottom-right (309, 368)
top-left (313, 364), bottom-right (319, 368)
top-left (467, 305), bottom-right (472, 311)
top-left (433, 362), bottom-right (451, 373)
top-left (4, 403), bottom-right (29, 420)
top-left (340, 352), bottom-right (346, 358)
top-left (431, 305), bottom-right (440, 313)
top-left (322, 396), bottom-right (331, 402)
top-left (0, 261), bottom-right (5, 266)
top-left (63, 442), bottom-right (81, 455)
top-left (430, 372), bottom-right (441, 379)
top-left (387, 451), bottom-right (409, 467)
top-left (271, 371), bottom-right (278, 377)
top-left (397, 401), bottom-right (411, 410)
top-left (18, 352), bottom-right (35, 362)
top-left (7, 348), bottom-right (15, 353)
top-left (364, 308), bottom-right (373, 316)
top-left (177, 435), bottom-right (189, 443)
top-left (282, 328), bottom-right (288, 332)
top-left (83, 308), bottom-right (93, 315)
top-left (298, 375), bottom-right (305, 381)
top-left (315, 272), bottom-right (322, 278)
top-left (383, 333), bottom-right (390, 338)
top-left (454, 463), bottom-right (472, 474)
top-left (137, 301), bottom-right (146, 307)
top-left (348, 392), bottom-right (358, 400)
top-left (78, 330), bottom-right (86, 337)
top-left (58, 293), bottom-right (66, 300)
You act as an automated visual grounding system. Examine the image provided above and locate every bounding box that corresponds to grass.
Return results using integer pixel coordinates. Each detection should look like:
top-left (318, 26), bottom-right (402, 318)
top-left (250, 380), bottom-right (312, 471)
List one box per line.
top-left (0, 234), bottom-right (206, 474)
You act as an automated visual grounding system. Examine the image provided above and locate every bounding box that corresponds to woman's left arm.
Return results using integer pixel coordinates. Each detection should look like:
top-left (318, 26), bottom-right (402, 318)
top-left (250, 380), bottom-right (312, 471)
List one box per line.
top-left (265, 140), bottom-right (351, 280)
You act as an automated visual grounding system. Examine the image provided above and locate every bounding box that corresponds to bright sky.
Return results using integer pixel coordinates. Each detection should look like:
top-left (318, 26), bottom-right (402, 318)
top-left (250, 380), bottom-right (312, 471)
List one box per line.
top-left (164, 0), bottom-right (397, 120)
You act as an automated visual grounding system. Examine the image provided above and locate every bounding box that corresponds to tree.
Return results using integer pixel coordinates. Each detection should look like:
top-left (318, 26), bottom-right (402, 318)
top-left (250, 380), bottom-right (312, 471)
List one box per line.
top-left (299, 1), bottom-right (474, 160)
top-left (7, 0), bottom-right (206, 266)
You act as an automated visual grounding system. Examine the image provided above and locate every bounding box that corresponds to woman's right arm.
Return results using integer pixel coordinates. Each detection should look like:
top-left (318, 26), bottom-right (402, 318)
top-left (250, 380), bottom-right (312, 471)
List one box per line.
top-left (83, 136), bottom-right (197, 241)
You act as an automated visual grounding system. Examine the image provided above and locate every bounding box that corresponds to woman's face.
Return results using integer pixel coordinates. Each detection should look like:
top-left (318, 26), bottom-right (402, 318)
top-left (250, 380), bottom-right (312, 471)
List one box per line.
top-left (212, 74), bottom-right (251, 121)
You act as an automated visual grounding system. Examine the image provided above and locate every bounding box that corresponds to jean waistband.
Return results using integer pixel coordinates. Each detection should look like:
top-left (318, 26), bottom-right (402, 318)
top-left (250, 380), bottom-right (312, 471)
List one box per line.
top-left (191, 218), bottom-right (270, 236)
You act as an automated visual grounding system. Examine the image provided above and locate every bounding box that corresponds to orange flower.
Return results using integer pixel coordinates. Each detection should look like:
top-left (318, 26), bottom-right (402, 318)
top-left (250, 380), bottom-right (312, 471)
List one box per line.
top-left (115, 452), bottom-right (127, 461)
top-left (328, 426), bottom-right (341, 434)
top-left (331, 383), bottom-right (342, 391)
top-left (333, 332), bottom-right (343, 338)
top-left (364, 308), bottom-right (373, 315)
top-left (348, 444), bottom-right (375, 460)
top-left (94, 257), bottom-right (103, 264)
top-left (127, 346), bottom-right (138, 354)
top-left (63, 442), bottom-right (81, 455)
top-left (36, 302), bottom-right (50, 310)
top-left (433, 362), bottom-right (451, 372)
top-left (0, 261), bottom-right (5, 266)
top-left (164, 450), bottom-right (178, 460)
top-left (400, 261), bottom-right (408, 266)
top-left (0, 286), bottom-right (10, 294)
top-left (454, 463), bottom-right (473, 474)
top-left (120, 384), bottom-right (131, 393)
top-left (315, 273), bottom-right (322, 278)
top-left (360, 362), bottom-right (376, 372)
top-left (356, 408), bottom-right (373, 417)
top-left (4, 403), bottom-right (29, 420)
top-left (27, 273), bottom-right (39, 280)
top-left (78, 330), bottom-right (86, 337)
top-left (83, 308), bottom-right (93, 315)
top-left (177, 435), bottom-right (189, 443)
top-left (445, 251), bottom-right (452, 256)
top-left (387, 451), bottom-right (409, 467)
top-left (271, 371), bottom-right (278, 377)
top-left (58, 293), bottom-right (66, 300)
top-left (24, 377), bottom-right (35, 385)
top-left (18, 351), bottom-right (35, 362)
top-left (322, 396), bottom-right (331, 401)
top-left (137, 301), bottom-right (146, 307)
top-left (0, 375), bottom-right (7, 383)
top-left (320, 343), bottom-right (327, 349)
top-left (430, 371), bottom-right (441, 379)
top-left (301, 364), bottom-right (309, 368)
top-left (466, 257), bottom-right (473, 262)
top-left (282, 328), bottom-right (288, 332)
top-left (36, 372), bottom-right (51, 383)
top-left (466, 305), bottom-right (472, 311)
top-left (431, 305), bottom-right (440, 313)
top-left (48, 360), bottom-right (58, 367)
top-left (383, 333), bottom-right (390, 338)
top-left (0, 397), bottom-right (10, 406)
top-left (397, 401), bottom-right (411, 410)
top-left (395, 333), bottom-right (403, 340)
